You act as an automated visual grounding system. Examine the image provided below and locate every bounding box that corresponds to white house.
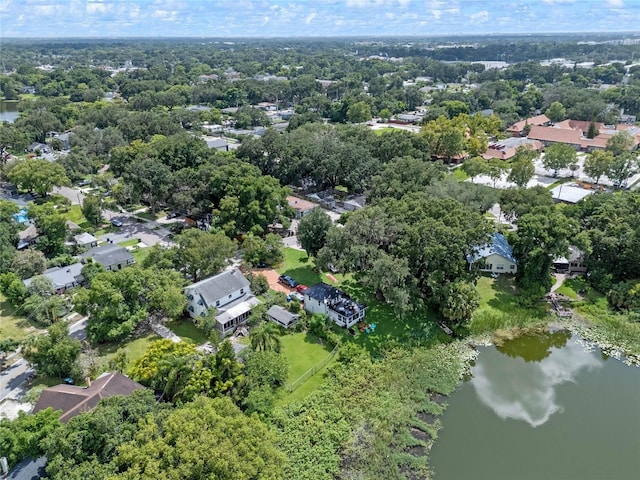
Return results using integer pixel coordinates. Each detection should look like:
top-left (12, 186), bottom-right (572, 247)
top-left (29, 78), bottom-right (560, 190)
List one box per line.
top-left (303, 283), bottom-right (366, 328)
top-left (184, 269), bottom-right (259, 336)
top-left (468, 232), bottom-right (517, 274)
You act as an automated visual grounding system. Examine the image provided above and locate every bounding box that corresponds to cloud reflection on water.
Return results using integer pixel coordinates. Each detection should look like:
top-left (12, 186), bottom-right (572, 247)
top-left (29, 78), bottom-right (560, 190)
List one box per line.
top-left (471, 339), bottom-right (602, 427)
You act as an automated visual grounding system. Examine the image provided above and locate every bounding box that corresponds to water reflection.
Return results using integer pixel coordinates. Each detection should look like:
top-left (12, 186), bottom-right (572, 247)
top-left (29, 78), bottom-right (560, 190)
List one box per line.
top-left (472, 338), bottom-right (602, 427)
top-left (496, 330), bottom-right (571, 362)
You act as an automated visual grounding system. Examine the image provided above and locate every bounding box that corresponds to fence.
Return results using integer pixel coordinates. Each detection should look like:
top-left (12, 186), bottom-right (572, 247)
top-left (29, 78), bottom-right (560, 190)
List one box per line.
top-left (285, 344), bottom-right (339, 393)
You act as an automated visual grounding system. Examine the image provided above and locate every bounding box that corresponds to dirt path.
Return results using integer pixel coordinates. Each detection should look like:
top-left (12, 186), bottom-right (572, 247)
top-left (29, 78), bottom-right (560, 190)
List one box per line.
top-left (551, 273), bottom-right (566, 292)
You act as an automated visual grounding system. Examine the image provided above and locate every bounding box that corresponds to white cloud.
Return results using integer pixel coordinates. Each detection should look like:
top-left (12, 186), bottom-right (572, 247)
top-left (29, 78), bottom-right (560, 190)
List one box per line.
top-left (542, 0), bottom-right (577, 4)
top-left (305, 12), bottom-right (317, 23)
top-left (470, 10), bottom-right (488, 23)
top-left (471, 340), bottom-right (601, 428)
top-left (605, 0), bottom-right (624, 7)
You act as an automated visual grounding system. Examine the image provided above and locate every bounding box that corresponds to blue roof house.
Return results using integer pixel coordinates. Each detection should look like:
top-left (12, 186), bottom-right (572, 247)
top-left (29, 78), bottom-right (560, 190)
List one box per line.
top-left (468, 232), bottom-right (517, 274)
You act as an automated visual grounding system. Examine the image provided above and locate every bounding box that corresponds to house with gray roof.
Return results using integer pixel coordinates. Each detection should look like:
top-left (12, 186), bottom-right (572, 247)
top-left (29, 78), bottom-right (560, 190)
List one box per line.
top-left (467, 232), bottom-right (517, 274)
top-left (266, 305), bottom-right (300, 328)
top-left (303, 283), bottom-right (366, 328)
top-left (184, 269), bottom-right (259, 336)
top-left (82, 244), bottom-right (134, 271)
top-left (23, 262), bottom-right (84, 294)
top-left (73, 232), bottom-right (98, 249)
top-left (17, 224), bottom-right (39, 250)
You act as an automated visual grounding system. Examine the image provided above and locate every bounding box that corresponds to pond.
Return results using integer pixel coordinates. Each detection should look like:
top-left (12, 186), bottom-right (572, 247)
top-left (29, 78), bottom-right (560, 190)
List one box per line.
top-left (0, 100), bottom-right (20, 123)
top-left (431, 331), bottom-right (640, 480)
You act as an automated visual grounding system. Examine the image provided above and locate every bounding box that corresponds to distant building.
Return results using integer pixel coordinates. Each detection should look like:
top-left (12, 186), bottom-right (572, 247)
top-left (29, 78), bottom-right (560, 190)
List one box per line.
top-left (527, 120), bottom-right (640, 152)
top-left (553, 247), bottom-right (587, 274)
top-left (17, 224), bottom-right (39, 250)
top-left (550, 184), bottom-right (595, 204)
top-left (482, 137), bottom-right (542, 161)
top-left (287, 195), bottom-right (317, 219)
top-left (82, 244), bottom-right (134, 271)
top-left (184, 269), bottom-right (260, 336)
top-left (507, 114), bottom-right (551, 136)
top-left (303, 283), bottom-right (366, 328)
top-left (33, 372), bottom-right (144, 423)
top-left (23, 262), bottom-right (84, 294)
top-left (467, 232), bottom-right (517, 274)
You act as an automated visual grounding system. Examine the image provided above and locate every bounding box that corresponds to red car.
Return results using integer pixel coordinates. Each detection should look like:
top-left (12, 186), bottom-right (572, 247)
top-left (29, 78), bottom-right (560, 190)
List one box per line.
top-left (296, 284), bottom-right (308, 293)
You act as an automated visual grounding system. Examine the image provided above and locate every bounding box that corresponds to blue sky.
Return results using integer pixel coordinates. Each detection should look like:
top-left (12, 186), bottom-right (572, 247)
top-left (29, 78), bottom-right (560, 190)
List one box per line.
top-left (1, 0), bottom-right (639, 38)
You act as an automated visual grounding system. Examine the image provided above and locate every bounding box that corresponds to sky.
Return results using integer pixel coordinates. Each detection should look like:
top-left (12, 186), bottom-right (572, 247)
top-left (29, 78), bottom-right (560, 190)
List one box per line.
top-left (0, 0), bottom-right (639, 38)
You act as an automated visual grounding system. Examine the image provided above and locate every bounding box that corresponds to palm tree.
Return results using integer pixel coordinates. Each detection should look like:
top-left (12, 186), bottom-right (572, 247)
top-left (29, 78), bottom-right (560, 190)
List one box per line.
top-left (250, 322), bottom-right (281, 352)
top-left (157, 353), bottom-right (197, 402)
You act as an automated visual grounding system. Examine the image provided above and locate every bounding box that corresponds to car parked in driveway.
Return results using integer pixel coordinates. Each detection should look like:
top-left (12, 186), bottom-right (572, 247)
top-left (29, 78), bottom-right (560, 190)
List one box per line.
top-left (288, 292), bottom-right (304, 302)
top-left (296, 284), bottom-right (308, 293)
top-left (111, 219), bottom-right (123, 227)
top-left (278, 275), bottom-right (298, 288)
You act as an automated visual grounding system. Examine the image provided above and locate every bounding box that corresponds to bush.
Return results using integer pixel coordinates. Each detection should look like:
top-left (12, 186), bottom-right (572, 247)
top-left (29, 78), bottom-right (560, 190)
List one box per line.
top-left (249, 273), bottom-right (269, 295)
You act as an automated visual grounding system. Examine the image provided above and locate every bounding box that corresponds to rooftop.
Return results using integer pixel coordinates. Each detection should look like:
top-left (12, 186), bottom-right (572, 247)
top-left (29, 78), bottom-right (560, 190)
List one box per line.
top-left (33, 372), bottom-right (144, 423)
top-left (550, 184), bottom-right (595, 204)
top-left (82, 244), bottom-right (134, 267)
top-left (469, 232), bottom-right (516, 264)
top-left (305, 283), bottom-right (366, 316)
top-left (266, 304), bottom-right (300, 326)
top-left (186, 269), bottom-right (250, 309)
top-left (23, 262), bottom-right (84, 290)
top-left (287, 195), bottom-right (317, 212)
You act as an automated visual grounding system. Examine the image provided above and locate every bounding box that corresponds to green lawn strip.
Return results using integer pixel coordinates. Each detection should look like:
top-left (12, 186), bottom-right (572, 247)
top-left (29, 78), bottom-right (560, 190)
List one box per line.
top-left (277, 247), bottom-right (350, 287)
top-left (277, 354), bottom-right (339, 406)
top-left (135, 211), bottom-right (163, 221)
top-left (166, 318), bottom-right (208, 345)
top-left (95, 333), bottom-right (160, 369)
top-left (555, 276), bottom-right (587, 300)
top-left (61, 204), bottom-right (92, 229)
top-left (117, 238), bottom-right (140, 248)
top-left (131, 247), bottom-right (151, 264)
top-left (0, 293), bottom-right (45, 341)
top-left (450, 167), bottom-right (469, 182)
top-left (469, 275), bottom-right (549, 335)
top-left (280, 332), bottom-right (333, 382)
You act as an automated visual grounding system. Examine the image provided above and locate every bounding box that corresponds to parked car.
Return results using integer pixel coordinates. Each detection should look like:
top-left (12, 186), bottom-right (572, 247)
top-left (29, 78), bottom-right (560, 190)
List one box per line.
top-left (278, 275), bottom-right (298, 288)
top-left (111, 218), bottom-right (123, 227)
top-left (296, 284), bottom-right (308, 293)
top-left (288, 292), bottom-right (304, 302)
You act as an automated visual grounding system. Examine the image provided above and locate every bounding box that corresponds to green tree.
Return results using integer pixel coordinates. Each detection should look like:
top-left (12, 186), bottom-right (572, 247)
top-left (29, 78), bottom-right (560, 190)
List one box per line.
top-left (129, 340), bottom-right (198, 387)
top-left (173, 228), bottom-right (236, 282)
top-left (6, 159), bottom-right (70, 197)
top-left (508, 157), bottom-right (535, 188)
top-left (584, 150), bottom-right (614, 184)
top-left (606, 130), bottom-right (634, 157)
top-left (542, 143), bottom-right (576, 177)
top-left (608, 152), bottom-right (638, 188)
top-left (462, 156), bottom-right (487, 182)
top-left (346, 101), bottom-right (372, 123)
top-left (10, 249), bottom-right (46, 279)
top-left (440, 281), bottom-right (480, 328)
top-left (586, 121), bottom-right (599, 139)
top-left (297, 207), bottom-right (333, 257)
top-left (545, 101), bottom-right (566, 122)
top-left (21, 322), bottom-right (82, 380)
top-left (28, 202), bottom-right (68, 256)
top-left (487, 158), bottom-right (505, 187)
top-left (81, 193), bottom-right (103, 226)
top-left (249, 321), bottom-right (282, 353)
top-left (113, 396), bottom-right (285, 480)
top-left (0, 408), bottom-right (61, 470)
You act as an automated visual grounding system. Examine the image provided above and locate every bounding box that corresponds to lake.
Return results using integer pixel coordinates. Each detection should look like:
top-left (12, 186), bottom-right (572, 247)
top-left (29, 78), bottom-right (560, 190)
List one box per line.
top-left (431, 331), bottom-right (640, 480)
top-left (0, 100), bottom-right (20, 123)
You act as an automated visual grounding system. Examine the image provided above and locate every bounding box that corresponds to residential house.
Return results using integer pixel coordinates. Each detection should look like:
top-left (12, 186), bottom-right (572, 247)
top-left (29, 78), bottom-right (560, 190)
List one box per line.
top-left (287, 195), bottom-right (317, 219)
top-left (507, 114), bottom-right (551, 136)
top-left (73, 232), bottom-right (98, 249)
top-left (468, 232), bottom-right (517, 274)
top-left (553, 247), bottom-right (587, 274)
top-left (205, 138), bottom-right (230, 151)
top-left (33, 372), bottom-right (144, 423)
top-left (303, 283), bottom-right (366, 328)
top-left (23, 262), bottom-right (84, 294)
top-left (26, 142), bottom-right (51, 154)
top-left (184, 269), bottom-right (260, 336)
top-left (82, 244), bottom-right (135, 271)
top-left (17, 224), bottom-right (39, 250)
top-left (482, 137), bottom-right (542, 161)
top-left (266, 305), bottom-right (300, 328)
top-left (53, 132), bottom-right (73, 150)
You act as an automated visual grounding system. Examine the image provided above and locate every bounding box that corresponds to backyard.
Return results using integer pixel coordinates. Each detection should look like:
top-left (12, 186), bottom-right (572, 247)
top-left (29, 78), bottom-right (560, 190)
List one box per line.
top-left (0, 293), bottom-right (44, 341)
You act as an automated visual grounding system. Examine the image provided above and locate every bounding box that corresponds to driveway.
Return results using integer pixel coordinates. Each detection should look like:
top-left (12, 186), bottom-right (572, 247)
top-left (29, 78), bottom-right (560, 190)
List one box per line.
top-left (98, 216), bottom-right (171, 247)
top-left (253, 269), bottom-right (294, 294)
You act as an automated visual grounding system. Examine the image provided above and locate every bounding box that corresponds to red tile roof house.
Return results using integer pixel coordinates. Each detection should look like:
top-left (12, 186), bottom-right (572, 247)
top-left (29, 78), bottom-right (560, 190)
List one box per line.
top-left (32, 372), bottom-right (144, 423)
top-left (527, 121), bottom-right (640, 152)
top-left (507, 114), bottom-right (551, 136)
top-left (482, 137), bottom-right (543, 161)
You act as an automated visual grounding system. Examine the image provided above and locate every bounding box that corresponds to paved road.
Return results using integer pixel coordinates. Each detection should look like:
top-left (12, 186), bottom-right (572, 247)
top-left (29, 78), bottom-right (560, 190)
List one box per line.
top-left (0, 316), bottom-right (87, 402)
top-left (0, 358), bottom-right (33, 402)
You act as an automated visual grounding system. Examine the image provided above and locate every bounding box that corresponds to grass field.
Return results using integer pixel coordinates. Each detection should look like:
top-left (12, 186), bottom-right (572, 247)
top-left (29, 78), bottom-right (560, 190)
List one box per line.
top-left (469, 275), bottom-right (549, 335)
top-left (117, 238), bottom-right (140, 248)
top-left (96, 333), bottom-right (160, 369)
top-left (167, 318), bottom-right (208, 345)
top-left (0, 293), bottom-right (44, 341)
top-left (280, 332), bottom-right (333, 382)
top-left (131, 247), bottom-right (151, 264)
top-left (555, 276), bottom-right (588, 300)
top-left (61, 205), bottom-right (92, 230)
top-left (277, 248), bottom-right (349, 287)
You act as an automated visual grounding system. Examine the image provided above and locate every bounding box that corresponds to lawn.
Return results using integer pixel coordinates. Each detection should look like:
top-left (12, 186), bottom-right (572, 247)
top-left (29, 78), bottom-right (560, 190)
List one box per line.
top-left (61, 205), bottom-right (92, 230)
top-left (167, 318), bottom-right (208, 345)
top-left (277, 248), bottom-right (350, 287)
top-left (280, 332), bottom-right (333, 382)
top-left (0, 293), bottom-right (44, 341)
top-left (450, 167), bottom-right (469, 182)
top-left (136, 210), bottom-right (164, 221)
top-left (131, 247), bottom-right (151, 264)
top-left (96, 333), bottom-right (160, 369)
top-left (373, 127), bottom-right (396, 136)
top-left (469, 275), bottom-right (549, 335)
top-left (555, 276), bottom-right (588, 300)
top-left (117, 238), bottom-right (140, 248)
